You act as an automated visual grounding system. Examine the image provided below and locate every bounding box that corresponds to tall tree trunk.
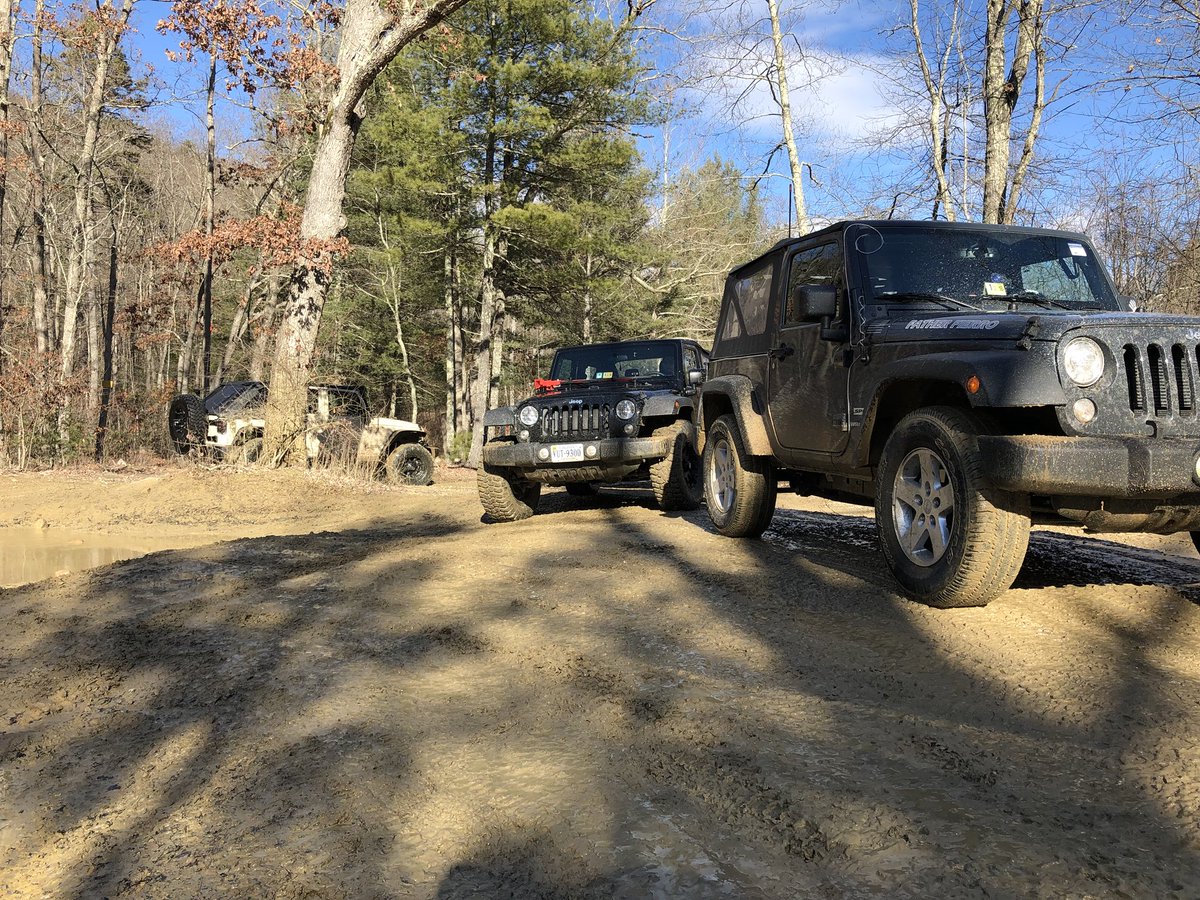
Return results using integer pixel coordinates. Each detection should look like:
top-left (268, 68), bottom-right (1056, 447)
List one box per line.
top-left (215, 267), bottom-right (263, 383)
top-left (202, 52), bottom-right (216, 391)
top-left (981, 0), bottom-right (1038, 224)
top-left (467, 225), bottom-right (505, 468)
top-left (582, 247), bottom-right (594, 342)
top-left (0, 0), bottom-right (17, 364)
top-left (29, 0), bottom-right (51, 356)
top-left (60, 0), bottom-right (135, 384)
top-left (249, 272), bottom-right (280, 381)
top-left (265, 0), bottom-right (470, 465)
top-left (87, 293), bottom-right (101, 415)
top-left (391, 299), bottom-right (418, 420)
top-left (765, 0), bottom-right (810, 235)
top-left (95, 239), bottom-right (118, 459)
top-left (443, 242), bottom-right (459, 453)
top-left (177, 277), bottom-right (204, 393)
top-left (910, 0), bottom-right (959, 220)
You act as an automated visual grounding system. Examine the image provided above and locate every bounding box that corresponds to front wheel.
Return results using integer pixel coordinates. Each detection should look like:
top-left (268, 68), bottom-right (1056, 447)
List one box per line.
top-left (875, 407), bottom-right (1030, 608)
top-left (477, 465), bottom-right (541, 522)
top-left (386, 443), bottom-right (435, 486)
top-left (650, 420), bottom-right (703, 511)
top-left (702, 414), bottom-right (776, 537)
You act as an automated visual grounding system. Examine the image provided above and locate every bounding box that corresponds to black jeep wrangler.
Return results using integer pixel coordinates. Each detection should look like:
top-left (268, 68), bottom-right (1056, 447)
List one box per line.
top-left (700, 219), bottom-right (1200, 607)
top-left (478, 339), bottom-right (707, 521)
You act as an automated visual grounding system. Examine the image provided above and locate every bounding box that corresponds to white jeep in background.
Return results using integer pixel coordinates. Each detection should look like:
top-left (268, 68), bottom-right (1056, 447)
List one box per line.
top-left (168, 381), bottom-right (435, 486)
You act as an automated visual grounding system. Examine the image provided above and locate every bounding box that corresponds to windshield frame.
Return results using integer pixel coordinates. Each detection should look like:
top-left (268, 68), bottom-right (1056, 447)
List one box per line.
top-left (847, 222), bottom-right (1122, 313)
top-left (547, 341), bottom-right (683, 385)
top-left (204, 381), bottom-right (266, 414)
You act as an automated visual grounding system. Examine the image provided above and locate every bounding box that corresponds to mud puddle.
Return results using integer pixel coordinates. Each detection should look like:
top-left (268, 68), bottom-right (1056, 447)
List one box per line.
top-left (0, 526), bottom-right (192, 587)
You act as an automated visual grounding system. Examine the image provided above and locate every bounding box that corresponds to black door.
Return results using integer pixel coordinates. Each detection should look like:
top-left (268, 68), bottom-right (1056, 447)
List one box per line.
top-left (766, 240), bottom-right (850, 454)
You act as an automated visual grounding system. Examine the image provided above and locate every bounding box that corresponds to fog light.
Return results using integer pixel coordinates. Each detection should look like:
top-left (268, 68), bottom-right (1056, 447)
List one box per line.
top-left (519, 429), bottom-right (530, 441)
top-left (624, 423), bottom-right (636, 435)
top-left (585, 445), bottom-right (598, 459)
top-left (1072, 398), bottom-right (1097, 424)
top-left (538, 447), bottom-right (550, 460)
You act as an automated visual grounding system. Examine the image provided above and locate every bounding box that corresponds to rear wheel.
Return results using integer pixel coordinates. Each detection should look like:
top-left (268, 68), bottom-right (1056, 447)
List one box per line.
top-left (478, 466), bottom-right (541, 522)
top-left (875, 406), bottom-right (1030, 608)
top-left (168, 394), bottom-right (207, 454)
top-left (386, 443), bottom-right (435, 486)
top-left (702, 414), bottom-right (776, 537)
top-left (651, 420), bottom-right (703, 511)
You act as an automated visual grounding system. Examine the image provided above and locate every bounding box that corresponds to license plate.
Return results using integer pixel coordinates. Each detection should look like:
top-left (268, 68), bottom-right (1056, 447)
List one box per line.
top-left (550, 443), bottom-right (585, 463)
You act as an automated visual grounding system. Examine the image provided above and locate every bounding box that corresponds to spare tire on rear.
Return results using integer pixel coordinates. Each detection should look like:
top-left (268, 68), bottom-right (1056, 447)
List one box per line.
top-left (168, 394), bottom-right (208, 454)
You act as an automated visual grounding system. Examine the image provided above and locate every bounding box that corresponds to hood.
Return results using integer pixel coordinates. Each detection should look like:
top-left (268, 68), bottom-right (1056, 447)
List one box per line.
top-left (870, 309), bottom-right (1200, 344)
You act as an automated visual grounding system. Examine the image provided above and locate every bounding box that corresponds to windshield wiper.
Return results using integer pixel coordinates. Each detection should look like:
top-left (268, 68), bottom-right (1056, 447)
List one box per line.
top-left (880, 291), bottom-right (985, 312)
top-left (1004, 290), bottom-right (1075, 311)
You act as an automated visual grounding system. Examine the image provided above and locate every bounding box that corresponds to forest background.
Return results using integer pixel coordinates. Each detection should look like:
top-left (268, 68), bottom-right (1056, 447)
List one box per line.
top-left (2, 0), bottom-right (1200, 467)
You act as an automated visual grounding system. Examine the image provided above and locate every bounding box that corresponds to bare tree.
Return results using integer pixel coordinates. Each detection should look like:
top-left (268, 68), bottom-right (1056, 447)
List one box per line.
top-left (58, 0), bottom-right (136, 388)
top-left (981, 0), bottom-right (1045, 223)
top-left (765, 0), bottom-right (810, 232)
top-left (0, 0), bottom-right (17, 359)
top-left (264, 0), bottom-right (471, 464)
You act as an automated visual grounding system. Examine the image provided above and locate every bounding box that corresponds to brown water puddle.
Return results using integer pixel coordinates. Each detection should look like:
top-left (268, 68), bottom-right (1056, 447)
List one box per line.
top-left (0, 527), bottom-right (192, 588)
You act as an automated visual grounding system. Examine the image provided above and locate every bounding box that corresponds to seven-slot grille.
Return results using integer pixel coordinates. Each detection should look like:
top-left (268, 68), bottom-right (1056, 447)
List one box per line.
top-left (1122, 341), bottom-right (1199, 417)
top-left (539, 402), bottom-right (613, 439)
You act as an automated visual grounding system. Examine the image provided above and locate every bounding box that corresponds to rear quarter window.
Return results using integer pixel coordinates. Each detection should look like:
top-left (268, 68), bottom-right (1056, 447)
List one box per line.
top-left (714, 256), bottom-right (777, 358)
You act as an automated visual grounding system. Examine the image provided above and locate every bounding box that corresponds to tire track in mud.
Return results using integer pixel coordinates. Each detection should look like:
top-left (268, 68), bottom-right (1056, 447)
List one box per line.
top-left (762, 507), bottom-right (1200, 601)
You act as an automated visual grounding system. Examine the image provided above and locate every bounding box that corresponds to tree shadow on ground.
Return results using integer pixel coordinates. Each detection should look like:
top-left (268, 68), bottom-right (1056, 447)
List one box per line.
top-left (3, 499), bottom-right (1199, 898)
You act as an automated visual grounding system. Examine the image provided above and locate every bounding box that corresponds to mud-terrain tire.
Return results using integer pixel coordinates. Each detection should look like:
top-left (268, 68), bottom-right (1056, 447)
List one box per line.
top-left (478, 465), bottom-right (541, 522)
top-left (385, 442), bottom-right (435, 486)
top-left (703, 414), bottom-right (777, 537)
top-left (651, 420), bottom-right (703, 511)
top-left (230, 437), bottom-right (263, 467)
top-left (168, 394), bottom-right (207, 454)
top-left (565, 482), bottom-right (599, 497)
top-left (876, 406), bottom-right (1031, 608)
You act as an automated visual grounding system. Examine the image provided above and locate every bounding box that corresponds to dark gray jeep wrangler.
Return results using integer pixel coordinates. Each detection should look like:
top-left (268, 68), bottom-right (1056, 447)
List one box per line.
top-left (478, 339), bottom-right (707, 521)
top-left (701, 219), bottom-right (1200, 607)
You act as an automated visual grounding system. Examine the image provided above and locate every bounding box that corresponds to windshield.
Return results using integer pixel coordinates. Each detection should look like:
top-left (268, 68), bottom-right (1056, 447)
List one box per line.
top-left (204, 382), bottom-right (266, 413)
top-left (851, 225), bottom-right (1120, 311)
top-left (549, 341), bottom-right (681, 382)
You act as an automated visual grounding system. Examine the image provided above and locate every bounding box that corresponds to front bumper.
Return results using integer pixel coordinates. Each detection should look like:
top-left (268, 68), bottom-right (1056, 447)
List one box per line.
top-left (483, 436), bottom-right (670, 482)
top-left (979, 435), bottom-right (1200, 499)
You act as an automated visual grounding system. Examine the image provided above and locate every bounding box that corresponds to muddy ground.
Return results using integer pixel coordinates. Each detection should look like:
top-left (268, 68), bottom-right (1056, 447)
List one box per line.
top-left (2, 461), bottom-right (1200, 898)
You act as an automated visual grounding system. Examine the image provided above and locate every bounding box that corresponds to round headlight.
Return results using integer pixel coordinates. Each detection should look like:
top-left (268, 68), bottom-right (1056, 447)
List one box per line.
top-left (615, 399), bottom-right (637, 420)
top-left (1062, 337), bottom-right (1105, 387)
top-left (518, 406), bottom-right (539, 427)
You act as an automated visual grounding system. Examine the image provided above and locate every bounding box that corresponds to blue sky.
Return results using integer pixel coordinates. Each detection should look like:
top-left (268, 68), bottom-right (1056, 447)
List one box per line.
top-left (117, 0), bottom-right (1186, 232)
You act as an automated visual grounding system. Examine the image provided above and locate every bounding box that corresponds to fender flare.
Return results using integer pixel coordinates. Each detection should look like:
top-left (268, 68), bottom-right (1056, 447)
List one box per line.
top-left (697, 375), bottom-right (773, 456)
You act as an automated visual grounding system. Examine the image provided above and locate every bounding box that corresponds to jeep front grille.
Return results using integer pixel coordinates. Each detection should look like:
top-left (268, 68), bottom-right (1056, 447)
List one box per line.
top-left (1122, 341), bottom-right (1198, 417)
top-left (540, 403), bottom-right (611, 439)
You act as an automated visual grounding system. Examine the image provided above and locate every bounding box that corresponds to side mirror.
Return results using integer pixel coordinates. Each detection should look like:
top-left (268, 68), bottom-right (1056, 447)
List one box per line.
top-left (1120, 294), bottom-right (1141, 312)
top-left (687, 368), bottom-right (705, 386)
top-left (797, 284), bottom-right (838, 319)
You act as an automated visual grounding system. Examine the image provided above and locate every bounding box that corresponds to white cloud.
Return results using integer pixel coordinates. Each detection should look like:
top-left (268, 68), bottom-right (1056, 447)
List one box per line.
top-left (687, 48), bottom-right (911, 148)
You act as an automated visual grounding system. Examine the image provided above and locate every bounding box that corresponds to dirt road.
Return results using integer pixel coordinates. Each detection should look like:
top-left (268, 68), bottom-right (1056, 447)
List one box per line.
top-left (2, 464), bottom-right (1199, 898)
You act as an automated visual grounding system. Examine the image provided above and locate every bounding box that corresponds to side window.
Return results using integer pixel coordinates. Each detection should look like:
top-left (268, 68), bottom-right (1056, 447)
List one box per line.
top-left (720, 263), bottom-right (773, 342)
top-left (330, 390), bottom-right (367, 418)
top-left (785, 242), bottom-right (843, 324)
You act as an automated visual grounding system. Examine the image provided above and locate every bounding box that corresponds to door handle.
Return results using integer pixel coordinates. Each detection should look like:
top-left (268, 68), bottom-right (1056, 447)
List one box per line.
top-left (769, 342), bottom-right (794, 360)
